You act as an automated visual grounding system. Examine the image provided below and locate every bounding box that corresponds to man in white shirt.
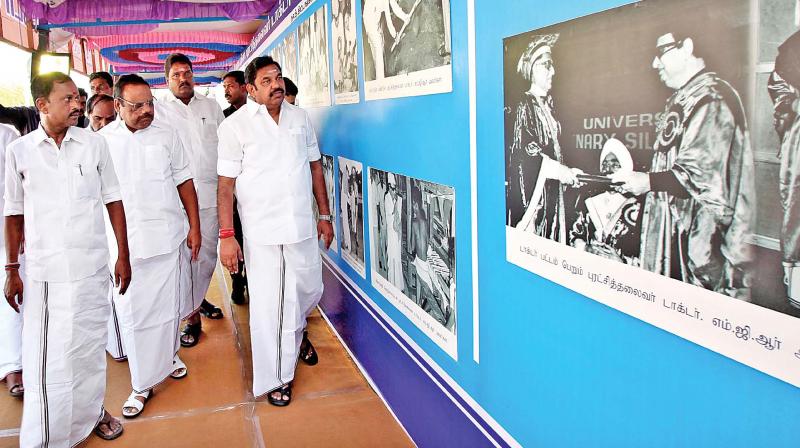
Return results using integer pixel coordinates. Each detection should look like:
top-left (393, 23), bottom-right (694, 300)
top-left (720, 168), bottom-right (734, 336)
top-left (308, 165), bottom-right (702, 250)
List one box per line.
top-left (0, 124), bottom-right (22, 399)
top-left (100, 74), bottom-right (202, 419)
top-left (4, 72), bottom-right (130, 446)
top-left (158, 53), bottom-right (226, 346)
top-left (218, 56), bottom-right (333, 406)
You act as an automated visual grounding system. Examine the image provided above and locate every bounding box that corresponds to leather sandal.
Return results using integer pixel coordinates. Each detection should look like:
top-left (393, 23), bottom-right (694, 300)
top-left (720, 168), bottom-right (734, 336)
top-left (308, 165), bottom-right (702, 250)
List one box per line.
top-left (267, 384), bottom-right (292, 407)
top-left (180, 322), bottom-right (201, 347)
top-left (122, 390), bottom-right (151, 419)
top-left (299, 330), bottom-right (318, 366)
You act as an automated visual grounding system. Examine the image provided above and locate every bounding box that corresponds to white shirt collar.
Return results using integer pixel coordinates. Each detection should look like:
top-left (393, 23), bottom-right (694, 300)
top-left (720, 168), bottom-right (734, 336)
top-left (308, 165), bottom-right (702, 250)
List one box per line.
top-left (31, 125), bottom-right (84, 145)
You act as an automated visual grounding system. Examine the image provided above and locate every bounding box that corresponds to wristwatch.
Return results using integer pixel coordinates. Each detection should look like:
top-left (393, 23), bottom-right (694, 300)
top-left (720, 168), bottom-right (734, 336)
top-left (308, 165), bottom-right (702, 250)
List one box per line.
top-left (318, 214), bottom-right (332, 222)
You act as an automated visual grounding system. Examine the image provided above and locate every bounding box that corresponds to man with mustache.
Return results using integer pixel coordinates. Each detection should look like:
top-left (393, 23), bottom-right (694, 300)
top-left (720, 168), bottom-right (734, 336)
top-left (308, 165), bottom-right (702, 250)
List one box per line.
top-left (0, 72), bottom-right (108, 136)
top-left (221, 70), bottom-right (250, 305)
top-left (158, 53), bottom-right (226, 347)
top-left (87, 93), bottom-right (117, 132)
top-left (218, 56), bottom-right (333, 406)
top-left (99, 74), bottom-right (201, 419)
top-left (612, 32), bottom-right (755, 299)
top-left (4, 71), bottom-right (130, 445)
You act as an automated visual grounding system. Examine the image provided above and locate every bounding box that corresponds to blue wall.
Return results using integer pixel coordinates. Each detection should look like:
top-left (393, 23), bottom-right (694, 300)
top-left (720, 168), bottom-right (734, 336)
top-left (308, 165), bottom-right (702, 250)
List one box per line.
top-left (266, 1), bottom-right (800, 446)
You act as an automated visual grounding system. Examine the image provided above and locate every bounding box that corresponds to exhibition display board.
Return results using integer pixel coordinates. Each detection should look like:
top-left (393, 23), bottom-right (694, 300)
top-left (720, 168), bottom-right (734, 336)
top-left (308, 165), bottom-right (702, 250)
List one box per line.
top-left (240, 0), bottom-right (800, 446)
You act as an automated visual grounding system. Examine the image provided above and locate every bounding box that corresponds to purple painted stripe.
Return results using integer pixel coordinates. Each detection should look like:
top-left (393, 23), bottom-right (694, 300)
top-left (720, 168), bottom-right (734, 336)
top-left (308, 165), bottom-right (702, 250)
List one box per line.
top-left (320, 262), bottom-right (510, 448)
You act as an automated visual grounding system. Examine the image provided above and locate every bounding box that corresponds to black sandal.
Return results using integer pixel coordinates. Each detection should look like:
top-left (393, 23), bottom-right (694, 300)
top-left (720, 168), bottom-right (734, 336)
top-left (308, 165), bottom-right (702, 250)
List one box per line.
top-left (198, 299), bottom-right (223, 319)
top-left (267, 384), bottom-right (292, 407)
top-left (299, 330), bottom-right (318, 366)
top-left (180, 322), bottom-right (201, 347)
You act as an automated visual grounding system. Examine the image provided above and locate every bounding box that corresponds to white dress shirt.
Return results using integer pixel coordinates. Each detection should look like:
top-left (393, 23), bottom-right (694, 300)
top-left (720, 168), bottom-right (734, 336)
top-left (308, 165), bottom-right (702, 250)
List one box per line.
top-left (4, 126), bottom-right (122, 282)
top-left (99, 119), bottom-right (192, 260)
top-left (156, 92), bottom-right (224, 210)
top-left (0, 125), bottom-right (18, 256)
top-left (217, 100), bottom-right (321, 245)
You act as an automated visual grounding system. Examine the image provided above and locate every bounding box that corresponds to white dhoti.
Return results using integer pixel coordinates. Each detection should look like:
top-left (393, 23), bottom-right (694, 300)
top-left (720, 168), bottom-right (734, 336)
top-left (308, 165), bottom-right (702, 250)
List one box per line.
top-left (115, 247), bottom-right (182, 392)
top-left (20, 267), bottom-right (110, 448)
top-left (105, 296), bottom-right (127, 361)
top-left (245, 237), bottom-right (323, 397)
top-left (179, 208), bottom-right (218, 319)
top-left (0, 265), bottom-right (23, 381)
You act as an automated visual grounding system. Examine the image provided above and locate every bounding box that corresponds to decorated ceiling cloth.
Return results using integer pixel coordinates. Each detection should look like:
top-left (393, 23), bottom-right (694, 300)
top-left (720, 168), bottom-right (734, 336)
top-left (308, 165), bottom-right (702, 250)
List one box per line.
top-left (19, 0), bottom-right (276, 24)
top-left (89, 31), bottom-right (251, 75)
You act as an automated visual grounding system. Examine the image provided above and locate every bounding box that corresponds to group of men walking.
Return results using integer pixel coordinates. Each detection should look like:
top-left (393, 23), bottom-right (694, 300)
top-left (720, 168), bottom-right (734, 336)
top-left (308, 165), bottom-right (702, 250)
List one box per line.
top-left (0, 53), bottom-right (332, 447)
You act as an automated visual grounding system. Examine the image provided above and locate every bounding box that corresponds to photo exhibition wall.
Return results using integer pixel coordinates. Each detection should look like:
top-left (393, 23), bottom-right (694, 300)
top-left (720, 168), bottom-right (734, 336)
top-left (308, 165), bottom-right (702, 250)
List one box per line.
top-left (234, 0), bottom-right (800, 446)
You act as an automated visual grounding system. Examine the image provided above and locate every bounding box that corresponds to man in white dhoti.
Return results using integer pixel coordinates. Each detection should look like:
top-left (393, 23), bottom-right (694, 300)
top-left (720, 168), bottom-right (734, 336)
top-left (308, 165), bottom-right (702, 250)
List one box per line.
top-left (0, 124), bottom-right (23, 398)
top-left (100, 75), bottom-right (202, 418)
top-left (4, 72), bottom-right (131, 445)
top-left (159, 53), bottom-right (226, 346)
top-left (218, 56), bottom-right (333, 406)
top-left (384, 174), bottom-right (404, 290)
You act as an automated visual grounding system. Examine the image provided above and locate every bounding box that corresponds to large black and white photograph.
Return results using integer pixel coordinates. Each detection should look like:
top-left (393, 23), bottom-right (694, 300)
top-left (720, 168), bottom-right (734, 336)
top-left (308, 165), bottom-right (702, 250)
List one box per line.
top-left (368, 168), bottom-right (456, 357)
top-left (315, 154), bottom-right (339, 252)
top-left (504, 0), bottom-right (800, 387)
top-left (331, 0), bottom-right (359, 104)
top-left (298, 5), bottom-right (331, 108)
top-left (360, 0), bottom-right (452, 101)
top-left (271, 30), bottom-right (298, 86)
top-left (338, 156), bottom-right (366, 277)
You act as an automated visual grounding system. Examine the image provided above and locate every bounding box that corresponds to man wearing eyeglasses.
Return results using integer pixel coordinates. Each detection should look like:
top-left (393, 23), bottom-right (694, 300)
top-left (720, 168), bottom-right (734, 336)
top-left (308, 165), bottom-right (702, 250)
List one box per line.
top-left (98, 74), bottom-right (201, 419)
top-left (611, 32), bottom-right (755, 299)
top-left (5, 71), bottom-right (130, 445)
top-left (157, 53), bottom-right (226, 348)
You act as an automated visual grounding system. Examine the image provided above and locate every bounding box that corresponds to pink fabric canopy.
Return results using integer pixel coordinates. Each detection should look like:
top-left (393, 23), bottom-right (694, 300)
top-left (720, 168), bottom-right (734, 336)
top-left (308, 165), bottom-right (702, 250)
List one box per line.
top-left (19, 0), bottom-right (277, 24)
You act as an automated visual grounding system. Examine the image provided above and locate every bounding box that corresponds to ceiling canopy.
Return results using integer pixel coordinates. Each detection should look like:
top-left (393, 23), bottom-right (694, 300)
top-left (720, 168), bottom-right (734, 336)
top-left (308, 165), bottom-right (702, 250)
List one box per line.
top-left (18, 0), bottom-right (277, 85)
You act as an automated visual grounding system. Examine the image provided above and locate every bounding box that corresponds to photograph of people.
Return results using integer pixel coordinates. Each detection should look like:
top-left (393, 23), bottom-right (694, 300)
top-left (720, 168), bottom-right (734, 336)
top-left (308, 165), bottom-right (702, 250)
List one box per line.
top-left (338, 158), bottom-right (365, 275)
top-left (506, 33), bottom-right (583, 242)
top-left (612, 32), bottom-right (755, 300)
top-left (768, 29), bottom-right (800, 309)
top-left (569, 138), bottom-right (642, 265)
top-left (332, 0), bottom-right (359, 100)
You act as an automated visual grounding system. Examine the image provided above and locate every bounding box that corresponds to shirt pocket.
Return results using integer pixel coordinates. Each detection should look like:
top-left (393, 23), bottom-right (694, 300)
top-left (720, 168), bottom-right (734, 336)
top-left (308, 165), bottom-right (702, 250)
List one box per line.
top-left (144, 145), bottom-right (169, 181)
top-left (289, 126), bottom-right (306, 155)
top-left (202, 121), bottom-right (219, 144)
top-left (71, 163), bottom-right (100, 200)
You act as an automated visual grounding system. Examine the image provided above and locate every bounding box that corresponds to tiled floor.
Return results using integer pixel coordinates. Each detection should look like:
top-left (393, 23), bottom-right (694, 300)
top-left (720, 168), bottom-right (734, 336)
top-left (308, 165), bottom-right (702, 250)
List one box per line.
top-left (0, 271), bottom-right (414, 448)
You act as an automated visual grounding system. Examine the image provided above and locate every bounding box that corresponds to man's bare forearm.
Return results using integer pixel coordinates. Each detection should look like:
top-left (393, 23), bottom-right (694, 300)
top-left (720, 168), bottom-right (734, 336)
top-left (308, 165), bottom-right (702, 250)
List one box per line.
top-left (5, 215), bottom-right (23, 264)
top-left (177, 179), bottom-right (201, 230)
top-left (310, 160), bottom-right (330, 215)
top-left (105, 201), bottom-right (130, 258)
top-left (218, 176), bottom-right (236, 229)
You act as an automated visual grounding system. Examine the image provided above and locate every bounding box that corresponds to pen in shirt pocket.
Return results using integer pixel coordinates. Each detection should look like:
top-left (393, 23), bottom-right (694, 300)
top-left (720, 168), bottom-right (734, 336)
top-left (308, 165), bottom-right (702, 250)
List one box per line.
top-left (76, 164), bottom-right (83, 176)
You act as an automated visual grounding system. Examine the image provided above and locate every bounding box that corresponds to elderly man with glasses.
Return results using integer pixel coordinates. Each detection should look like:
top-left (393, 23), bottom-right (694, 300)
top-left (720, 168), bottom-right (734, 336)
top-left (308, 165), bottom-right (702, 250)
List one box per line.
top-left (99, 74), bottom-right (201, 419)
top-left (612, 32), bottom-right (755, 299)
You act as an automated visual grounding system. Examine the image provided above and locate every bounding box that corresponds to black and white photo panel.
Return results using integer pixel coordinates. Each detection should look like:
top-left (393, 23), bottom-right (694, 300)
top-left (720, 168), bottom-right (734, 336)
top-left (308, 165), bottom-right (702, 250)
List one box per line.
top-left (271, 30), bottom-right (298, 87)
top-left (503, 0), bottom-right (800, 387)
top-left (368, 167), bottom-right (456, 358)
top-left (315, 154), bottom-right (339, 253)
top-left (298, 5), bottom-right (331, 107)
top-left (360, 0), bottom-right (452, 101)
top-left (338, 156), bottom-right (366, 277)
top-left (331, 0), bottom-right (360, 104)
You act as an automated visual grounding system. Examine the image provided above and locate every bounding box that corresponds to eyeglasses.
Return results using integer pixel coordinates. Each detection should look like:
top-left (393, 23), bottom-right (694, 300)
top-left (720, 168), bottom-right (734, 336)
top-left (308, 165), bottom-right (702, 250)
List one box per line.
top-left (655, 41), bottom-right (681, 61)
top-left (117, 97), bottom-right (154, 112)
